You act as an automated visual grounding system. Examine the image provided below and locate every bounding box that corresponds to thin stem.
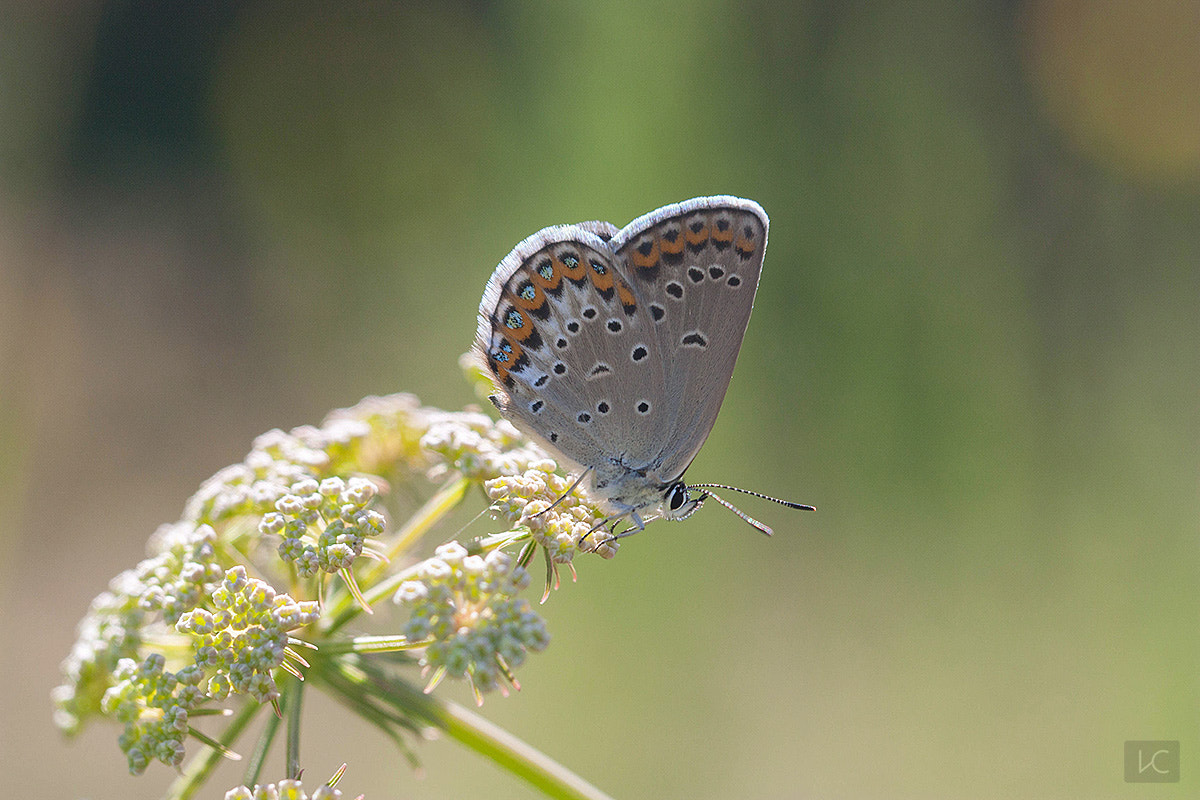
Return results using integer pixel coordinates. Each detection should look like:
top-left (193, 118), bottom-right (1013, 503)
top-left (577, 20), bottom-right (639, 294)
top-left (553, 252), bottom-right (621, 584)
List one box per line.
top-left (381, 474), bottom-right (472, 568)
top-left (242, 700), bottom-right (282, 787)
top-left (286, 676), bottom-right (305, 780)
top-left (316, 634), bottom-right (431, 655)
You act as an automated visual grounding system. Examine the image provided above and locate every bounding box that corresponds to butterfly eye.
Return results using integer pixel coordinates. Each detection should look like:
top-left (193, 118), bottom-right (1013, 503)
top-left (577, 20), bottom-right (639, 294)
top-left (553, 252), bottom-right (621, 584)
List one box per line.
top-left (667, 482), bottom-right (688, 511)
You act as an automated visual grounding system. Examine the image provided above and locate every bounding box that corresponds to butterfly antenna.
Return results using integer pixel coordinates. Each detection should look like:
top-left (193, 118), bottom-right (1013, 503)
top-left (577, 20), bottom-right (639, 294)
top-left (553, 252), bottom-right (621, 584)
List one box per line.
top-left (687, 483), bottom-right (816, 511)
top-left (693, 490), bottom-right (773, 535)
top-left (687, 483), bottom-right (815, 537)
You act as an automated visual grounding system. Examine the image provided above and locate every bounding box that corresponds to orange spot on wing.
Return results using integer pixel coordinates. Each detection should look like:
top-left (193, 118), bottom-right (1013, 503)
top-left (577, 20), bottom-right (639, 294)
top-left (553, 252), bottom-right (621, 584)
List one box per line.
top-left (587, 260), bottom-right (615, 294)
top-left (684, 222), bottom-right (710, 247)
top-left (488, 334), bottom-right (523, 384)
top-left (616, 279), bottom-right (636, 309)
top-left (507, 282), bottom-right (548, 315)
top-left (498, 303), bottom-right (536, 341)
top-left (631, 239), bottom-right (659, 269)
top-left (557, 251), bottom-right (587, 282)
top-left (529, 256), bottom-right (562, 292)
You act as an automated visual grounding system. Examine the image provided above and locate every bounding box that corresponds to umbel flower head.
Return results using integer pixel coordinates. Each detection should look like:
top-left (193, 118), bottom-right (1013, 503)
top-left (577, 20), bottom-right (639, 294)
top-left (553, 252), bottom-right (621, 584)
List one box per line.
top-left (176, 566), bottom-right (321, 703)
top-left (420, 410), bottom-right (546, 480)
top-left (101, 653), bottom-right (200, 773)
top-left (396, 542), bottom-right (549, 703)
top-left (53, 521), bottom-right (224, 736)
top-left (55, 388), bottom-right (618, 782)
top-left (263, 476), bottom-right (386, 577)
top-left (97, 566), bottom-right (319, 774)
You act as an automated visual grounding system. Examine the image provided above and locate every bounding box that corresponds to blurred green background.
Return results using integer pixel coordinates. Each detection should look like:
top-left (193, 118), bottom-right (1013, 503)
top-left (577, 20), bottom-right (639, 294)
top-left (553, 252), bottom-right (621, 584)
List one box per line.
top-left (3, 1), bottom-right (1198, 797)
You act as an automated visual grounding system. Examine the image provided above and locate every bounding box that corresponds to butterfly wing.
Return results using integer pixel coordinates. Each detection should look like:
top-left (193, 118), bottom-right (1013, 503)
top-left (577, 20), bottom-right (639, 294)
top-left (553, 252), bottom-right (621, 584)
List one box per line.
top-left (474, 221), bottom-right (662, 476)
top-left (607, 196), bottom-right (769, 482)
top-left (475, 196), bottom-right (768, 488)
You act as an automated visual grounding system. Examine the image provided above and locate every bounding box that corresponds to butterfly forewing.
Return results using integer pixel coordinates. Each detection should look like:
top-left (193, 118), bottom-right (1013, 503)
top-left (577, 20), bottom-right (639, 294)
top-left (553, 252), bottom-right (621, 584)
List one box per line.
top-left (609, 197), bottom-right (768, 480)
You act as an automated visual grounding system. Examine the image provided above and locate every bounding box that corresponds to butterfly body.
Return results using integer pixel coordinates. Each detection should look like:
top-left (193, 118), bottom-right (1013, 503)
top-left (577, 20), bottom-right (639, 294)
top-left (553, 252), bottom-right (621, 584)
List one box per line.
top-left (475, 196), bottom-right (771, 530)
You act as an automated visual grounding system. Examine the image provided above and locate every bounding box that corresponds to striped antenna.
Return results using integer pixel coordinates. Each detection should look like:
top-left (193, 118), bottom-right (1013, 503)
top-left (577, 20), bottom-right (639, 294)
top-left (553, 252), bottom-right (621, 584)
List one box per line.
top-left (687, 483), bottom-right (815, 536)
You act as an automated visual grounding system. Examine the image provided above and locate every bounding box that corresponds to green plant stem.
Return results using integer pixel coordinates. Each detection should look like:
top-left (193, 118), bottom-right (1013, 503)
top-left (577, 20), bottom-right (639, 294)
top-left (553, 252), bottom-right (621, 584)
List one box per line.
top-left (316, 634), bottom-right (429, 655)
top-left (318, 658), bottom-right (614, 800)
top-left (394, 678), bottom-right (615, 800)
top-left (286, 675), bottom-right (304, 780)
top-left (166, 698), bottom-right (262, 800)
top-left (242, 699), bottom-right (282, 787)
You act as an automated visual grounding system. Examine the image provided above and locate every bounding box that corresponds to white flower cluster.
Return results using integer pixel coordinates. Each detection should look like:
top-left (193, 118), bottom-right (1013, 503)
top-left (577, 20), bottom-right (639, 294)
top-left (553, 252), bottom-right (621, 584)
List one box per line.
top-left (53, 522), bottom-right (223, 736)
top-left (225, 778), bottom-right (344, 800)
top-left (184, 394), bottom-right (429, 526)
top-left (101, 653), bottom-right (201, 773)
top-left (55, 389), bottom-right (600, 778)
top-left (262, 476), bottom-right (386, 577)
top-left (485, 462), bottom-right (619, 561)
top-left (395, 542), bottom-right (549, 699)
top-left (176, 566), bottom-right (321, 704)
top-left (90, 565), bottom-right (320, 775)
top-left (420, 411), bottom-right (548, 480)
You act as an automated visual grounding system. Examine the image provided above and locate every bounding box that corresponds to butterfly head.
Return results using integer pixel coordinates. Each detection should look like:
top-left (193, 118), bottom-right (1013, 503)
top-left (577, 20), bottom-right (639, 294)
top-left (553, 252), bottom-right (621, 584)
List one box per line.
top-left (660, 480), bottom-right (705, 521)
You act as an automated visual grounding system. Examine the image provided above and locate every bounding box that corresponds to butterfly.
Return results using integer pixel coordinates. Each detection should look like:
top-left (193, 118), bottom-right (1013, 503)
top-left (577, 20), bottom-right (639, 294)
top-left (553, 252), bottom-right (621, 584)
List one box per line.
top-left (474, 196), bottom-right (812, 540)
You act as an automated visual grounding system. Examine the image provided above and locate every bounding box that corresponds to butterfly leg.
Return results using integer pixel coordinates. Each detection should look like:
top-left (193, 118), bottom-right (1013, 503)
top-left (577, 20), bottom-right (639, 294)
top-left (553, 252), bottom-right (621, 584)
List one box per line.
top-left (577, 509), bottom-right (636, 552)
top-left (609, 510), bottom-right (648, 541)
top-left (584, 510), bottom-right (652, 552)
